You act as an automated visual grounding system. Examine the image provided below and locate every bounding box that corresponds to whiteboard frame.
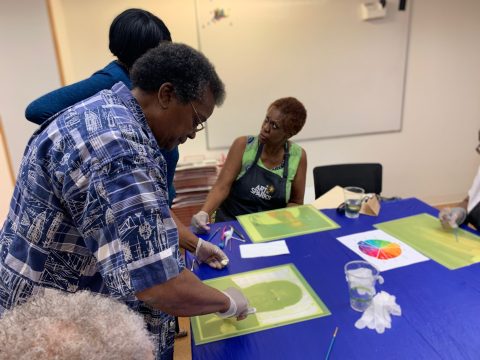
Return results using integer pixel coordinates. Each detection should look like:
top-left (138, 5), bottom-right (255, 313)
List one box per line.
top-left (197, 0), bottom-right (412, 150)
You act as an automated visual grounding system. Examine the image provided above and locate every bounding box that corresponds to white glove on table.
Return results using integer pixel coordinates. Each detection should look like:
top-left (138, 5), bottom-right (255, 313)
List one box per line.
top-left (355, 291), bottom-right (401, 334)
top-left (346, 267), bottom-right (384, 296)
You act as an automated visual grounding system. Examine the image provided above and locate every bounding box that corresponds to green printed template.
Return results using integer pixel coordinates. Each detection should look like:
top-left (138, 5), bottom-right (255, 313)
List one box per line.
top-left (375, 213), bottom-right (480, 270)
top-left (237, 204), bottom-right (339, 243)
top-left (191, 264), bottom-right (330, 345)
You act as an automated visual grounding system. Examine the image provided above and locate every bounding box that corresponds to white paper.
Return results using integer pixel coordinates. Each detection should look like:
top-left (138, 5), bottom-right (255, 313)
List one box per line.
top-left (336, 229), bottom-right (429, 271)
top-left (310, 185), bottom-right (344, 209)
top-left (240, 240), bottom-right (290, 258)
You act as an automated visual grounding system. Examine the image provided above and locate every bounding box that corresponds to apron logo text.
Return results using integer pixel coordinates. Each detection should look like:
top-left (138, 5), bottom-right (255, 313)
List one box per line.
top-left (250, 184), bottom-right (275, 200)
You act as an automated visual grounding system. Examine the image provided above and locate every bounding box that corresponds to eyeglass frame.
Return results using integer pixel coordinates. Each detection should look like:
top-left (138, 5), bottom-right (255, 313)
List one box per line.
top-left (190, 102), bottom-right (205, 133)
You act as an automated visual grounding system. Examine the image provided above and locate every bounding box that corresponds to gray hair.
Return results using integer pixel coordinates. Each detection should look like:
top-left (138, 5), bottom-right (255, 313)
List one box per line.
top-left (131, 42), bottom-right (225, 105)
top-left (0, 290), bottom-right (154, 360)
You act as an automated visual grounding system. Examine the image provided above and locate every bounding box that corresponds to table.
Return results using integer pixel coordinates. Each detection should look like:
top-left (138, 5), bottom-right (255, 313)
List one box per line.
top-left (190, 198), bottom-right (480, 360)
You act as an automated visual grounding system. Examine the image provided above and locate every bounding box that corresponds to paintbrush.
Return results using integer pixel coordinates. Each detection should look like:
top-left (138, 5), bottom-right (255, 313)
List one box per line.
top-left (207, 227), bottom-right (221, 242)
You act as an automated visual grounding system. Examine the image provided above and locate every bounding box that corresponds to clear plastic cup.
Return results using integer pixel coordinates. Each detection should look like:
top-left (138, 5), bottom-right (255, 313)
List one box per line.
top-left (343, 186), bottom-right (365, 218)
top-left (344, 260), bottom-right (383, 312)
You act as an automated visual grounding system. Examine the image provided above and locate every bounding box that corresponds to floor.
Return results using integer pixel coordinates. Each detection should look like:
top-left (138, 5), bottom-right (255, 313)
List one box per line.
top-left (174, 317), bottom-right (192, 360)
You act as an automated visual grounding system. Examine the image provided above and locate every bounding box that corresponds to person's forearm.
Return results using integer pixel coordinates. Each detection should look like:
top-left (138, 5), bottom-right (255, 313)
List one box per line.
top-left (459, 197), bottom-right (469, 210)
top-left (171, 210), bottom-right (198, 252)
top-left (25, 74), bottom-right (113, 125)
top-left (136, 269), bottom-right (230, 316)
top-left (286, 192), bottom-right (305, 207)
top-left (201, 184), bottom-right (231, 215)
top-left (286, 202), bottom-right (303, 207)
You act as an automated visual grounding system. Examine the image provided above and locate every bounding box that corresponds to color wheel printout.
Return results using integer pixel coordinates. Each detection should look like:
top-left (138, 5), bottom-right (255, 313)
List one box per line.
top-left (336, 229), bottom-right (429, 271)
top-left (191, 264), bottom-right (331, 344)
top-left (375, 213), bottom-right (480, 270)
top-left (236, 204), bottom-right (339, 243)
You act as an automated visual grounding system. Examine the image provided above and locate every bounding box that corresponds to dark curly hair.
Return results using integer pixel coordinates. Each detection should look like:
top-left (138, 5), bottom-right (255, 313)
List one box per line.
top-left (131, 42), bottom-right (225, 106)
top-left (270, 97), bottom-right (307, 137)
top-left (109, 8), bottom-right (172, 69)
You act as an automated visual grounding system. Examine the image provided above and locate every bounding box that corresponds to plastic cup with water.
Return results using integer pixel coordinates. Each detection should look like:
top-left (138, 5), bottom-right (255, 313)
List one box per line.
top-left (343, 186), bottom-right (365, 219)
top-left (344, 260), bottom-right (383, 312)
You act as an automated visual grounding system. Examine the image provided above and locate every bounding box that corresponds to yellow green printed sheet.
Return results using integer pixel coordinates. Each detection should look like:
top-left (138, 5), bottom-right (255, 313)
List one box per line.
top-left (236, 204), bottom-right (339, 243)
top-left (375, 213), bottom-right (480, 270)
top-left (191, 263), bottom-right (330, 345)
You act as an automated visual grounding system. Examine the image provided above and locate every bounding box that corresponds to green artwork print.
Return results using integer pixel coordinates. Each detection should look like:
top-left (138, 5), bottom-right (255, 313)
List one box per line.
top-left (191, 264), bottom-right (330, 345)
top-left (246, 280), bottom-right (302, 312)
top-left (237, 204), bottom-right (339, 243)
top-left (375, 213), bottom-right (480, 270)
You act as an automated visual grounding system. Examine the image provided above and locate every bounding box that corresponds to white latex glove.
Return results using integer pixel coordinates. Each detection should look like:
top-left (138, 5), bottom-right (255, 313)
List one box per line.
top-left (439, 207), bottom-right (467, 230)
top-left (346, 268), bottom-right (384, 296)
top-left (217, 287), bottom-right (251, 320)
top-left (355, 291), bottom-right (401, 334)
top-left (195, 238), bottom-right (229, 269)
top-left (191, 211), bottom-right (210, 234)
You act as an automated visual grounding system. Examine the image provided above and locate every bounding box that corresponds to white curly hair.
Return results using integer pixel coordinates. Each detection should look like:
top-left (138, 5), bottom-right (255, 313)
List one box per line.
top-left (0, 289), bottom-right (154, 360)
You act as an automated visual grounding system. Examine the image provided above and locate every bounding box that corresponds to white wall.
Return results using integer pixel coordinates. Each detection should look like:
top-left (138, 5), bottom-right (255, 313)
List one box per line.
top-left (0, 0), bottom-right (479, 206)
top-left (48, 0), bottom-right (199, 84)
top-left (0, 0), bottom-right (60, 173)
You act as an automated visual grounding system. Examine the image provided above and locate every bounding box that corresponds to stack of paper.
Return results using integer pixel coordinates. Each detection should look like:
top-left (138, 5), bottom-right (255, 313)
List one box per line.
top-left (171, 162), bottom-right (219, 225)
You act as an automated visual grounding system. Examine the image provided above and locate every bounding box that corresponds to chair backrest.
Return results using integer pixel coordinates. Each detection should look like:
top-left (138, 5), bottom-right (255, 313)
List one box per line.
top-left (313, 163), bottom-right (382, 198)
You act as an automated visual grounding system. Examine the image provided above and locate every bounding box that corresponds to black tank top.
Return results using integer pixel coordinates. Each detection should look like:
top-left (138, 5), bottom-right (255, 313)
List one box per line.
top-left (466, 201), bottom-right (480, 230)
top-left (215, 142), bottom-right (290, 222)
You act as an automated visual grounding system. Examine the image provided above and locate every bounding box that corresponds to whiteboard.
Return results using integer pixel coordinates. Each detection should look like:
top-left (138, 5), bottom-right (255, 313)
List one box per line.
top-left (196, 0), bottom-right (411, 149)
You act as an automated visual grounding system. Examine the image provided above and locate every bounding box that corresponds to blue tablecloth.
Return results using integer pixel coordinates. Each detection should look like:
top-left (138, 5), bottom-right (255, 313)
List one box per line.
top-left (190, 198), bottom-right (480, 360)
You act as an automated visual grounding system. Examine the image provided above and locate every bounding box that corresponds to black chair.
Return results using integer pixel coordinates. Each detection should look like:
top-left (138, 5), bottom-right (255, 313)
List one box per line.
top-left (313, 163), bottom-right (382, 198)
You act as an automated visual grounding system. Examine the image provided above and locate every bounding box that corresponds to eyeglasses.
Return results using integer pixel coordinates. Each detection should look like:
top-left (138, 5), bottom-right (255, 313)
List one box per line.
top-left (190, 102), bottom-right (205, 133)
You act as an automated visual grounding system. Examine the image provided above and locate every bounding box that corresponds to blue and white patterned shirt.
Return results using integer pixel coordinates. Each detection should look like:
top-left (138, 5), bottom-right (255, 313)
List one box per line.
top-left (0, 82), bottom-right (184, 356)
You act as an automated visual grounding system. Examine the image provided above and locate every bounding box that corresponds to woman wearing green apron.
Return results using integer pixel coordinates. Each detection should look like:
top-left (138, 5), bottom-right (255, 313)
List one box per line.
top-left (192, 97), bottom-right (307, 232)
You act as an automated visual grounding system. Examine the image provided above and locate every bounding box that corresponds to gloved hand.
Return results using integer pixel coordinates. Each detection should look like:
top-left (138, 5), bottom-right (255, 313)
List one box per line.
top-left (355, 291), bottom-right (401, 334)
top-left (195, 238), bottom-right (229, 269)
top-left (439, 207), bottom-right (467, 230)
top-left (217, 287), bottom-right (251, 320)
top-left (191, 211), bottom-right (210, 234)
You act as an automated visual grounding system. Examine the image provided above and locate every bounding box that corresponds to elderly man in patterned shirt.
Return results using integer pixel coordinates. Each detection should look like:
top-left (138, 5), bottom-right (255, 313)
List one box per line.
top-left (0, 42), bottom-right (250, 360)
